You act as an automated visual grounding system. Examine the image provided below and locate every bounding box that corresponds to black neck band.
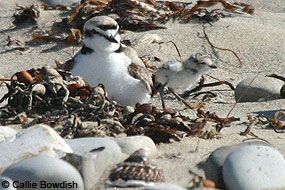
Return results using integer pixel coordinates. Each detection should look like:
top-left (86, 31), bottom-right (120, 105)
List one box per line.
top-left (115, 44), bottom-right (124, 53)
top-left (81, 45), bottom-right (94, 54)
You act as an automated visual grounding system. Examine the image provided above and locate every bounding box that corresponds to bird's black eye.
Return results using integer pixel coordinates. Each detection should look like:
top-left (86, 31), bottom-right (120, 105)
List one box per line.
top-left (97, 24), bottom-right (118, 31)
top-left (193, 58), bottom-right (199, 63)
top-left (200, 62), bottom-right (205, 65)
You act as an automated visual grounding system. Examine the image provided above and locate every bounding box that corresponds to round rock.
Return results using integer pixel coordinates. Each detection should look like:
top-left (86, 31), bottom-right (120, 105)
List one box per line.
top-left (65, 137), bottom-right (122, 189)
top-left (66, 137), bottom-right (122, 164)
top-left (281, 84), bottom-right (285, 98)
top-left (2, 155), bottom-right (84, 190)
top-left (144, 183), bottom-right (186, 190)
top-left (0, 176), bottom-right (17, 190)
top-left (223, 145), bottom-right (285, 190)
top-left (0, 124), bottom-right (73, 171)
top-left (235, 76), bottom-right (283, 102)
top-left (204, 141), bottom-right (270, 188)
top-left (113, 136), bottom-right (156, 155)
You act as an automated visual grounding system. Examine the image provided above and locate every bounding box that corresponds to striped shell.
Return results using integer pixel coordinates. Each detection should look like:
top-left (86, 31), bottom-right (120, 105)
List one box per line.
top-left (107, 148), bottom-right (164, 187)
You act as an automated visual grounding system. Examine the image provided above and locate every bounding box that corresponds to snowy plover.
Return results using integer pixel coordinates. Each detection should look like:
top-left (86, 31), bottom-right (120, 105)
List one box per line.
top-left (61, 16), bottom-right (153, 106)
top-left (155, 53), bottom-right (217, 109)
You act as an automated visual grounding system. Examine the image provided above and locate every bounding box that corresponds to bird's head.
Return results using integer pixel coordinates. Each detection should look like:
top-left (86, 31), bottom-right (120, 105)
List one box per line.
top-left (83, 16), bottom-right (121, 53)
top-left (185, 53), bottom-right (217, 74)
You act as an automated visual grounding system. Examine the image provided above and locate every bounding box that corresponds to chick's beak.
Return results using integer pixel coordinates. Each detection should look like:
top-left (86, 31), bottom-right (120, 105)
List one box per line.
top-left (209, 65), bottom-right (217, 69)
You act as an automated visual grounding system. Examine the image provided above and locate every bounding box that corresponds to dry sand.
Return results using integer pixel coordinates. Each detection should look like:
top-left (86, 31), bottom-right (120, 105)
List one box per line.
top-left (0, 0), bottom-right (285, 189)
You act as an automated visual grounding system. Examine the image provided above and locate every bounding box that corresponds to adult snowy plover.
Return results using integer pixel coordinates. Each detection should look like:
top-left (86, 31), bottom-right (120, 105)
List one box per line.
top-left (155, 54), bottom-right (217, 109)
top-left (61, 16), bottom-right (153, 106)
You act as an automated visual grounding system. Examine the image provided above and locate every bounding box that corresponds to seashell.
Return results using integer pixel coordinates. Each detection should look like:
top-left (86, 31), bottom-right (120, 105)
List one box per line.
top-left (16, 71), bottom-right (34, 85)
top-left (139, 34), bottom-right (162, 45)
top-left (39, 66), bottom-right (63, 83)
top-left (125, 106), bottom-right (135, 114)
top-left (101, 119), bottom-right (125, 133)
top-left (131, 113), bottom-right (145, 124)
top-left (67, 83), bottom-right (90, 98)
top-left (107, 148), bottom-right (164, 187)
top-left (201, 179), bottom-right (216, 188)
top-left (31, 83), bottom-right (46, 96)
top-left (160, 114), bottom-right (171, 121)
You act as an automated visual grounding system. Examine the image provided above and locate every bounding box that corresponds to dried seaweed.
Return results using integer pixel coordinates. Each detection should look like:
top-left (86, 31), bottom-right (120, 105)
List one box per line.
top-left (182, 76), bottom-right (235, 99)
top-left (266, 74), bottom-right (285, 82)
top-left (41, 2), bottom-right (71, 11)
top-left (32, 29), bottom-right (82, 45)
top-left (12, 4), bottom-right (40, 25)
top-left (14, 0), bottom-right (254, 48)
top-left (247, 112), bottom-right (285, 133)
top-left (123, 103), bottom-right (239, 143)
top-left (202, 25), bottom-right (242, 68)
top-left (6, 36), bottom-right (30, 52)
top-left (0, 67), bottom-right (239, 143)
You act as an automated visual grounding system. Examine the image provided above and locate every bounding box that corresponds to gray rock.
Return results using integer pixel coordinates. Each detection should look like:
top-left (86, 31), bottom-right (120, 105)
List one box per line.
top-left (144, 183), bottom-right (186, 190)
top-left (223, 145), bottom-right (285, 190)
top-left (281, 84), bottom-right (285, 98)
top-left (65, 137), bottom-right (122, 190)
top-left (0, 176), bottom-right (17, 190)
top-left (113, 136), bottom-right (156, 155)
top-left (0, 126), bottom-right (17, 142)
top-left (0, 124), bottom-right (72, 173)
top-left (235, 76), bottom-right (283, 102)
top-left (203, 141), bottom-right (270, 188)
top-left (2, 155), bottom-right (84, 190)
top-left (40, 0), bottom-right (80, 6)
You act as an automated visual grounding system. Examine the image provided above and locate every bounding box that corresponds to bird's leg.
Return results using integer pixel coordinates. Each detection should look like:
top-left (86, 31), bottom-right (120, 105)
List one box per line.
top-left (168, 87), bottom-right (194, 109)
top-left (158, 84), bottom-right (167, 110)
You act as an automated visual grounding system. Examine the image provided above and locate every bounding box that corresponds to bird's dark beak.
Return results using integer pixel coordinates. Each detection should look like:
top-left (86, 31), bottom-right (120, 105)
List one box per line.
top-left (107, 35), bottom-right (119, 44)
top-left (209, 65), bottom-right (217, 69)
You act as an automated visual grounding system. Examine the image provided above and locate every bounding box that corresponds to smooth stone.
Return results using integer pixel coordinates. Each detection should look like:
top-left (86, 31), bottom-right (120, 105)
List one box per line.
top-left (2, 155), bottom-right (83, 190)
top-left (0, 126), bottom-right (17, 142)
top-left (113, 136), bottom-right (156, 155)
top-left (144, 183), bottom-right (186, 190)
top-left (0, 124), bottom-right (72, 173)
top-left (0, 176), bottom-right (17, 190)
top-left (65, 137), bottom-right (122, 190)
top-left (235, 76), bottom-right (283, 102)
top-left (281, 84), bottom-right (285, 98)
top-left (203, 141), bottom-right (270, 188)
top-left (223, 145), bottom-right (285, 190)
top-left (40, 0), bottom-right (80, 6)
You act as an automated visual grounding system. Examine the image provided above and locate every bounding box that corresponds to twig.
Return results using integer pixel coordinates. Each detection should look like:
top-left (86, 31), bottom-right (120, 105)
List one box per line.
top-left (242, 137), bottom-right (270, 144)
top-left (226, 73), bottom-right (259, 118)
top-left (202, 25), bottom-right (242, 68)
top-left (240, 118), bottom-right (258, 137)
top-left (266, 74), bottom-right (285, 82)
top-left (158, 41), bottom-right (182, 57)
top-left (0, 78), bottom-right (17, 81)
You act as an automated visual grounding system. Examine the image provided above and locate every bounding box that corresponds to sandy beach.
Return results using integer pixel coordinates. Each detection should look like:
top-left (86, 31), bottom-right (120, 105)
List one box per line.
top-left (0, 0), bottom-right (285, 189)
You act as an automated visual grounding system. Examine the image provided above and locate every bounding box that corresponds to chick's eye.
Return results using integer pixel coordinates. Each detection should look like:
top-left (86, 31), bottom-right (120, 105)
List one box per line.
top-left (200, 62), bottom-right (205, 65)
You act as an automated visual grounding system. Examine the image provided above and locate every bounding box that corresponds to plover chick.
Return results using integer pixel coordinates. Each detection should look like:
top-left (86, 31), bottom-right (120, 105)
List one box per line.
top-left (155, 53), bottom-right (217, 109)
top-left (60, 16), bottom-right (153, 106)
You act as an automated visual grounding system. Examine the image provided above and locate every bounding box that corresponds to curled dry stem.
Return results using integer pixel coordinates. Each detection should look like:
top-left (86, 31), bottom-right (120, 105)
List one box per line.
top-left (158, 40), bottom-right (182, 57)
top-left (202, 25), bottom-right (242, 68)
